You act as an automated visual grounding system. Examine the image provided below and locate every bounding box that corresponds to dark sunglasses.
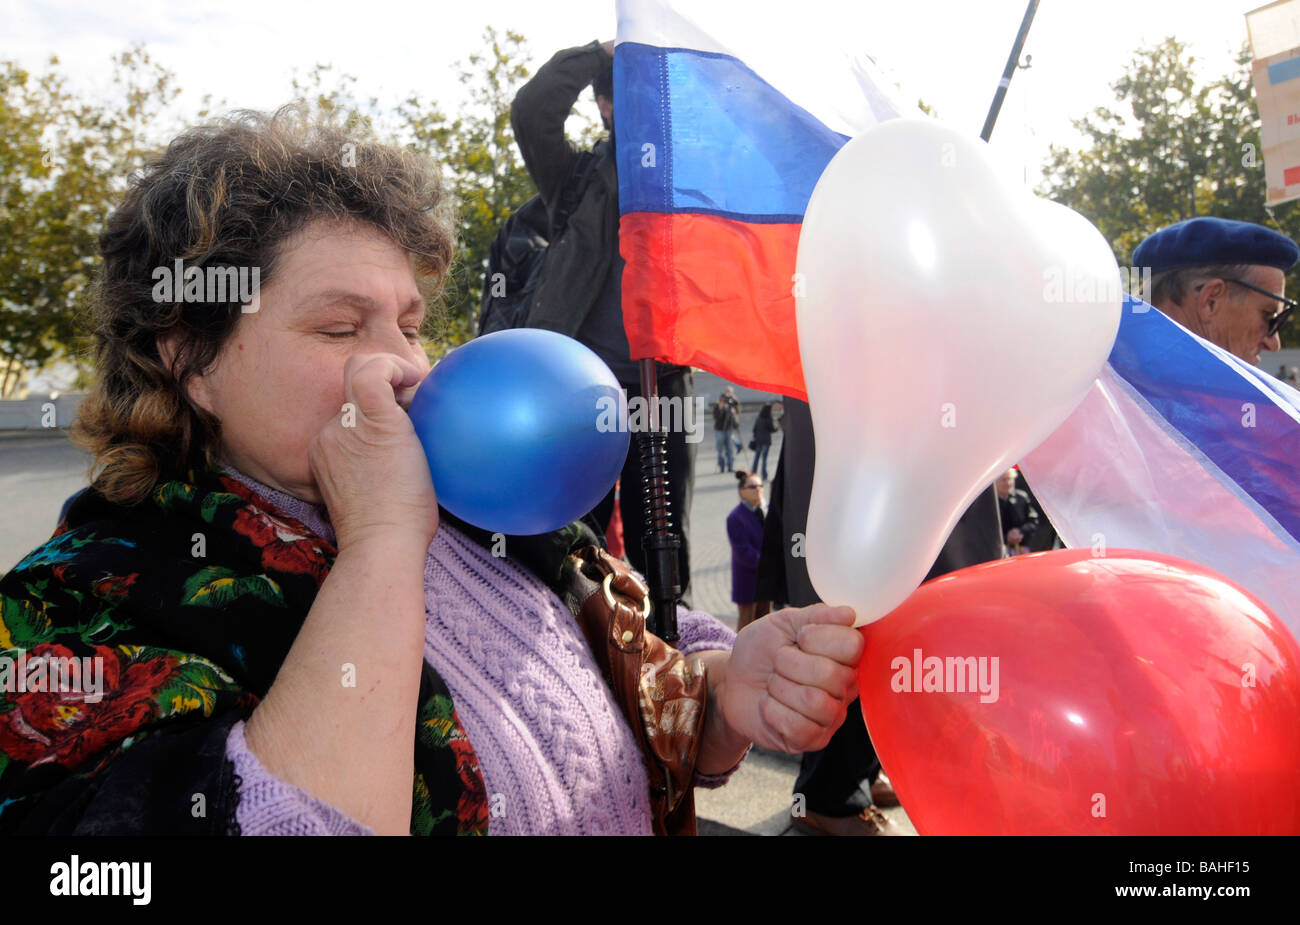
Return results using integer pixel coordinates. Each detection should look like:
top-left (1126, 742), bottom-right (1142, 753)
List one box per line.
top-left (1196, 278), bottom-right (1297, 339)
top-left (1227, 278), bottom-right (1297, 339)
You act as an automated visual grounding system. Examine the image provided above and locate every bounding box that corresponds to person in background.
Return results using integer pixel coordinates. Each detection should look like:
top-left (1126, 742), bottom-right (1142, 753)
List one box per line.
top-left (712, 395), bottom-right (738, 473)
top-left (513, 39), bottom-right (698, 602)
top-left (751, 402), bottom-right (777, 482)
top-left (724, 387), bottom-right (743, 455)
top-left (995, 467), bottom-right (1040, 555)
top-left (1134, 217), bottom-right (1298, 365)
top-left (727, 471), bottom-right (771, 631)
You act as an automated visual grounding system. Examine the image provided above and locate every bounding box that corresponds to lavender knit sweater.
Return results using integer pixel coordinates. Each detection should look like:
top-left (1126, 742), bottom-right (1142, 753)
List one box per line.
top-left (224, 470), bottom-right (741, 836)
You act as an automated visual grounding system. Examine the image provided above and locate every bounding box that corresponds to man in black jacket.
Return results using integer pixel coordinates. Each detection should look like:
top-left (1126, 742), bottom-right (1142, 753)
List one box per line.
top-left (511, 41), bottom-right (697, 601)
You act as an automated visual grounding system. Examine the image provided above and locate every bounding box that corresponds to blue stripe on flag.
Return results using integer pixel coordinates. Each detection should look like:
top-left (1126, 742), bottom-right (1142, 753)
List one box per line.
top-left (1267, 55), bottom-right (1300, 85)
top-left (1109, 296), bottom-right (1300, 544)
top-left (615, 42), bottom-right (849, 218)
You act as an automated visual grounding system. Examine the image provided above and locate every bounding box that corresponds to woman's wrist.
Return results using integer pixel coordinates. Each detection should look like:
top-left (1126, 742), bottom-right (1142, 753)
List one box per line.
top-left (333, 516), bottom-right (438, 554)
top-left (694, 651), bottom-right (753, 775)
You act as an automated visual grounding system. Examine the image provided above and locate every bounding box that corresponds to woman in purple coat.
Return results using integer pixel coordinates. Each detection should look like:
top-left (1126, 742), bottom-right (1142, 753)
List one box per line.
top-left (727, 471), bottom-right (772, 630)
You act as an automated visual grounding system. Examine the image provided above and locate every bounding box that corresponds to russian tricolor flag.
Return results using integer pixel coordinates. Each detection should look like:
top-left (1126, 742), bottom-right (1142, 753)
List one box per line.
top-left (1021, 296), bottom-right (1300, 644)
top-left (614, 0), bottom-right (910, 398)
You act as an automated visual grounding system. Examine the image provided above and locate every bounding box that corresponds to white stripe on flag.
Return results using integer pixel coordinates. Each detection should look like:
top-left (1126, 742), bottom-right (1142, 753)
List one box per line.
top-left (1021, 365), bottom-right (1300, 644)
top-left (615, 0), bottom-right (916, 138)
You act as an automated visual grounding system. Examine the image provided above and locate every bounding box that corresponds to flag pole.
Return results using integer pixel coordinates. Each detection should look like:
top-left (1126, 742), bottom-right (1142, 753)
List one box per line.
top-left (979, 0), bottom-right (1040, 554)
top-left (980, 0), bottom-right (1040, 142)
top-left (637, 357), bottom-right (681, 642)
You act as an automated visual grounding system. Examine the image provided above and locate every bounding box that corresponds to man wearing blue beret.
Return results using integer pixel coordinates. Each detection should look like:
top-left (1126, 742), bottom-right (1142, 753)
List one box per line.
top-left (1134, 217), bottom-right (1299, 365)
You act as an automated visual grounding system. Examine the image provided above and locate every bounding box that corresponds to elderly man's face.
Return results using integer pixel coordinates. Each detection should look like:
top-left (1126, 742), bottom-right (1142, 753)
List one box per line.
top-left (995, 470), bottom-right (1016, 498)
top-left (184, 218), bottom-right (431, 502)
top-left (1207, 265), bottom-right (1287, 365)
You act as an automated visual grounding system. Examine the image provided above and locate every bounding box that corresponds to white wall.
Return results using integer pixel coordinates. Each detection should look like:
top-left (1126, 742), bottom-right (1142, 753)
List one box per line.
top-left (0, 394), bottom-right (86, 430)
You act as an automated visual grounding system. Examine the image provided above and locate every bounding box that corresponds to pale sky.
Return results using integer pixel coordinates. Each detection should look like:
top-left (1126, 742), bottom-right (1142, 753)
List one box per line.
top-left (2, 0), bottom-right (1268, 188)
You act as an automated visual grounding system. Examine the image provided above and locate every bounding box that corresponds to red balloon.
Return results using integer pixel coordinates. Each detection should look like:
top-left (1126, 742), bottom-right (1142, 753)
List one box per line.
top-left (858, 548), bottom-right (1300, 835)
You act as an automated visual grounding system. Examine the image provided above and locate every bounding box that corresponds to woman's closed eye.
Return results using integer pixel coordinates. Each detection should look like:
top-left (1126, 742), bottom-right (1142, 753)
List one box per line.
top-left (317, 327), bottom-right (422, 342)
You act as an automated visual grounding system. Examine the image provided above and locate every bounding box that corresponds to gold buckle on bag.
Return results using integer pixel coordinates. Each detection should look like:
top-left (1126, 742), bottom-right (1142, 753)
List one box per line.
top-left (601, 572), bottom-right (651, 619)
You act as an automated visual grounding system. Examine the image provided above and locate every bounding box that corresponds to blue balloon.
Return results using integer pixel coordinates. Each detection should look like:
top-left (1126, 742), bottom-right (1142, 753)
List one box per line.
top-left (408, 329), bottom-right (630, 535)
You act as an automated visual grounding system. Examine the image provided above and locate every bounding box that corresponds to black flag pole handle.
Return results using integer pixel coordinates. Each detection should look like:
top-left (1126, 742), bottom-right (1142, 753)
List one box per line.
top-left (980, 0), bottom-right (1040, 142)
top-left (636, 356), bottom-right (680, 642)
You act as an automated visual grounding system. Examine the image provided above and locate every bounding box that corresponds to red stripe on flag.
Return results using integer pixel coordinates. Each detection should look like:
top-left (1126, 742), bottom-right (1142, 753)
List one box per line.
top-left (620, 212), bottom-right (807, 400)
top-left (1285, 165), bottom-right (1300, 187)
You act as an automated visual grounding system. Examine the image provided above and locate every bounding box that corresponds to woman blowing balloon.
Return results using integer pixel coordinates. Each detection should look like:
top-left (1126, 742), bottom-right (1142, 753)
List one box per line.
top-left (0, 109), bottom-right (863, 835)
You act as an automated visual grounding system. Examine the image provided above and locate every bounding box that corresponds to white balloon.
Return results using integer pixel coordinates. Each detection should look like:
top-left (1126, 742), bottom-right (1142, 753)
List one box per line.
top-left (795, 118), bottom-right (1121, 626)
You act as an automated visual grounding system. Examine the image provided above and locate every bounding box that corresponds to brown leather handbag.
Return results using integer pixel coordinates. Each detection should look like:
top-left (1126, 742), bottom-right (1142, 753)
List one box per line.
top-left (558, 545), bottom-right (709, 836)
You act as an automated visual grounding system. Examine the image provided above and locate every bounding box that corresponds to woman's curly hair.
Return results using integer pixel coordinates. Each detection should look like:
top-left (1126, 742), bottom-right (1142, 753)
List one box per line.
top-left (72, 106), bottom-right (455, 505)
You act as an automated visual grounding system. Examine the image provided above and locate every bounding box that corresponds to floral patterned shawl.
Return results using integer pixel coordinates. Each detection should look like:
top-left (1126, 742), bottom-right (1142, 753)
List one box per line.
top-left (0, 469), bottom-right (488, 835)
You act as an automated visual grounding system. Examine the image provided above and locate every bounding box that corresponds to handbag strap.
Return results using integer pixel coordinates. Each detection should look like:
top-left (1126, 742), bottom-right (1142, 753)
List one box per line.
top-left (560, 546), bottom-right (707, 835)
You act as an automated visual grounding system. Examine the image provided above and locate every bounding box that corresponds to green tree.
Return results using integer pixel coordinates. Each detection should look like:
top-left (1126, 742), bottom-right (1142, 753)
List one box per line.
top-left (1039, 37), bottom-right (1299, 278)
top-left (0, 47), bottom-right (178, 396)
top-left (400, 27), bottom-right (543, 355)
top-left (287, 63), bottom-right (380, 135)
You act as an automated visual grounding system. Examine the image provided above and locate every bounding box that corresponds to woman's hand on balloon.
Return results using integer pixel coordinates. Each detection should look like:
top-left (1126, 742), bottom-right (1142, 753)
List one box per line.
top-left (710, 605), bottom-right (864, 755)
top-left (309, 352), bottom-right (439, 551)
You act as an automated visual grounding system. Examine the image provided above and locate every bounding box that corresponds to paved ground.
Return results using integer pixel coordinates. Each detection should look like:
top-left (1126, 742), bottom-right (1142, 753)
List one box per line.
top-left (0, 430), bottom-right (91, 574)
top-left (0, 421), bottom-right (917, 836)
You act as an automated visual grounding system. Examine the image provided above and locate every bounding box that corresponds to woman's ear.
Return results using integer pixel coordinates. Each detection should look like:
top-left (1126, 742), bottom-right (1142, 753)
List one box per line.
top-left (156, 331), bottom-right (216, 414)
